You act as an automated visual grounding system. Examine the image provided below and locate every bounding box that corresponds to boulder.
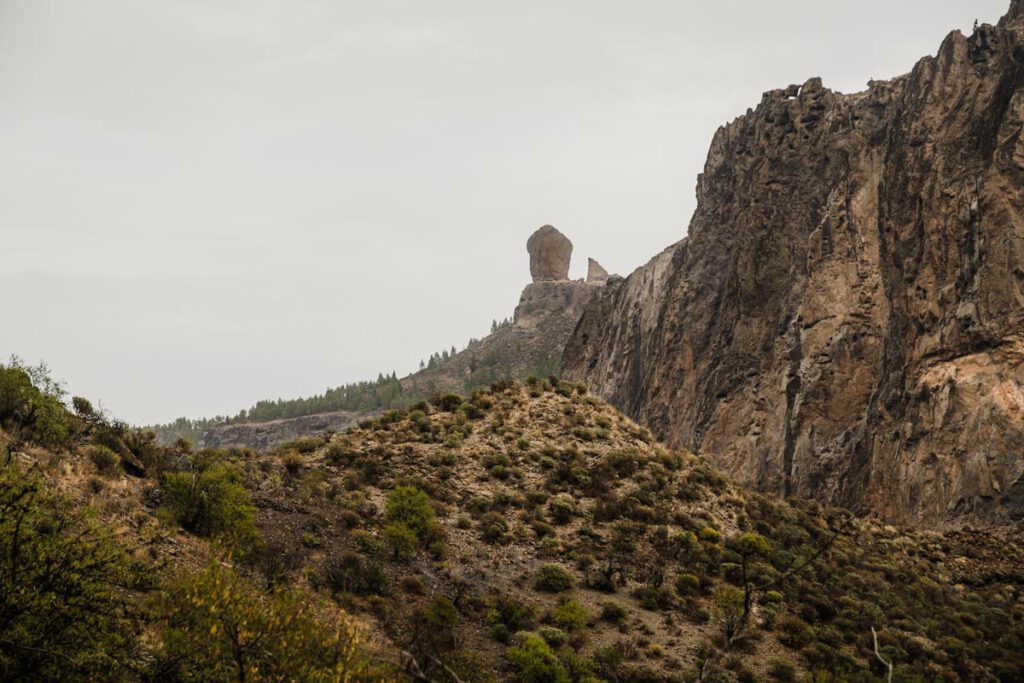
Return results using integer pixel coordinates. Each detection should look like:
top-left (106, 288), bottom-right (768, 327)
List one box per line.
top-left (527, 225), bottom-right (572, 281)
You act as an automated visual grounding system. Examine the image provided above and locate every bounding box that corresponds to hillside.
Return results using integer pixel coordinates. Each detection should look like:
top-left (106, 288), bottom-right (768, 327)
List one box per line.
top-left (564, 3), bottom-right (1024, 529)
top-left (188, 225), bottom-right (608, 452)
top-left (3, 360), bottom-right (1023, 681)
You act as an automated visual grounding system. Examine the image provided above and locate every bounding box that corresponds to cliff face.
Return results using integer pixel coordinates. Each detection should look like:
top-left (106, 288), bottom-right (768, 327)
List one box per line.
top-left (564, 6), bottom-right (1024, 527)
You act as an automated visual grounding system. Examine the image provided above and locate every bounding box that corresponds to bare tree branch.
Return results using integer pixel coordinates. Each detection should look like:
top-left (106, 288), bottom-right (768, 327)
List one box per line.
top-left (872, 626), bottom-right (893, 683)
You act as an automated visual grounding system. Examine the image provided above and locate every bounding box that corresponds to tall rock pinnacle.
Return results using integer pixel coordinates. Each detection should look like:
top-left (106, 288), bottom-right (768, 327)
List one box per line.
top-left (526, 225), bottom-right (572, 282)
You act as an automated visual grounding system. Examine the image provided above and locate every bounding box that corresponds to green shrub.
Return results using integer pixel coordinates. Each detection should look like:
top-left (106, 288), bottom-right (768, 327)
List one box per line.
top-left (548, 596), bottom-right (589, 632)
top-left (383, 522), bottom-right (418, 560)
top-left (600, 601), bottom-right (627, 624)
top-left (713, 585), bottom-right (746, 638)
top-left (152, 562), bottom-right (381, 681)
top-left (0, 360), bottom-right (75, 447)
top-left (0, 464), bottom-right (143, 680)
top-left (675, 573), bottom-right (701, 596)
top-left (534, 564), bottom-right (574, 593)
top-left (776, 614), bottom-right (816, 649)
top-left (548, 495), bottom-right (576, 524)
top-left (385, 485), bottom-right (443, 554)
top-left (160, 451), bottom-right (261, 556)
top-left (487, 593), bottom-right (536, 642)
top-left (479, 511), bottom-right (509, 544)
top-left (86, 444), bottom-right (121, 474)
top-left (435, 393), bottom-right (464, 412)
top-left (767, 657), bottom-right (796, 682)
top-left (506, 632), bottom-right (570, 683)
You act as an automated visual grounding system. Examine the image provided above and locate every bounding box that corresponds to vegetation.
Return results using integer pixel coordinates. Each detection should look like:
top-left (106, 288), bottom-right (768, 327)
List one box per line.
top-left (160, 450), bottom-right (262, 556)
top-left (3, 363), bottom-right (1023, 681)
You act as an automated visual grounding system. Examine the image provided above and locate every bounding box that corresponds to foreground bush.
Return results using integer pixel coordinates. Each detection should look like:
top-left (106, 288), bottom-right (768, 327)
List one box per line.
top-left (0, 464), bottom-right (144, 681)
top-left (150, 562), bottom-right (384, 682)
top-left (160, 450), bottom-right (261, 555)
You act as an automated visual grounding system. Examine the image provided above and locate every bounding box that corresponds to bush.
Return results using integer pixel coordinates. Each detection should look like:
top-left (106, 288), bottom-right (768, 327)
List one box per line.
top-left (595, 605), bottom-right (627, 631)
top-left (534, 564), bottom-right (574, 593)
top-left (151, 562), bottom-right (381, 681)
top-left (385, 485), bottom-right (444, 555)
top-left (767, 657), bottom-right (797, 682)
top-left (86, 444), bottom-right (121, 474)
top-left (776, 614), bottom-right (816, 649)
top-left (383, 522), bottom-right (418, 560)
top-left (713, 585), bottom-right (746, 638)
top-left (548, 495), bottom-right (576, 524)
top-left (675, 573), bottom-right (701, 596)
top-left (160, 451), bottom-right (261, 556)
top-left (548, 596), bottom-right (589, 632)
top-left (479, 511), bottom-right (510, 544)
top-left (0, 360), bottom-right (75, 447)
top-left (487, 594), bottom-right (536, 640)
top-left (506, 632), bottom-right (570, 683)
top-left (0, 464), bottom-right (143, 680)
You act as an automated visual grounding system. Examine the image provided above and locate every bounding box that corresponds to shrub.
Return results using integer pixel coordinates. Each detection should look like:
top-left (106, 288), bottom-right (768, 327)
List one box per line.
top-left (600, 601), bottom-right (627, 624)
top-left (767, 657), bottom-right (797, 682)
top-left (713, 585), bottom-right (746, 638)
top-left (383, 522), bottom-right (418, 560)
top-left (776, 614), bottom-right (816, 649)
top-left (548, 495), bottom-right (576, 524)
top-left (633, 585), bottom-right (674, 611)
top-left (385, 486), bottom-right (444, 554)
top-left (0, 360), bottom-right (75, 447)
top-left (320, 552), bottom-right (390, 597)
top-left (479, 511), bottom-right (509, 544)
top-left (548, 596), bottom-right (589, 632)
top-left (0, 464), bottom-right (143, 680)
top-left (487, 594), bottom-right (537, 639)
top-left (87, 444), bottom-right (121, 474)
top-left (434, 393), bottom-right (464, 412)
top-left (506, 632), bottom-right (570, 683)
top-left (699, 526), bottom-right (722, 543)
top-left (534, 564), bottom-right (574, 593)
top-left (152, 562), bottom-right (381, 681)
top-left (160, 451), bottom-right (261, 556)
top-left (675, 573), bottom-right (701, 596)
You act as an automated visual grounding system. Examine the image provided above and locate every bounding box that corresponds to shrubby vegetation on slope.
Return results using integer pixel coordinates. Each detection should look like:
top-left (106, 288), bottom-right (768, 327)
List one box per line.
top-left (3, 361), bottom-right (1022, 681)
top-left (0, 361), bottom-right (388, 682)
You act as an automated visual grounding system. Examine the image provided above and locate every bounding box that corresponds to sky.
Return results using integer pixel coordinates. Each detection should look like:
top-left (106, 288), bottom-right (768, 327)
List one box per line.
top-left (0, 0), bottom-right (1009, 425)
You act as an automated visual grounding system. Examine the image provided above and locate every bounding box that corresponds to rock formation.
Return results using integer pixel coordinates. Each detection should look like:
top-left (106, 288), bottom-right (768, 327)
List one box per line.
top-left (527, 225), bottom-right (572, 281)
top-left (204, 227), bottom-right (605, 451)
top-left (587, 258), bottom-right (610, 283)
top-left (564, 5), bottom-right (1024, 528)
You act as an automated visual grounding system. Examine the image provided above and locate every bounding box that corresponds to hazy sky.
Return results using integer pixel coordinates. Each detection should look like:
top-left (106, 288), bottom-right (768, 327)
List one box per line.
top-left (1, 0), bottom-right (1009, 425)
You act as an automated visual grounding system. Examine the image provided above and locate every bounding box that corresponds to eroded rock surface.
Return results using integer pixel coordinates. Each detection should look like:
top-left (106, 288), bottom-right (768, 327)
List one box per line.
top-left (527, 225), bottom-right (572, 281)
top-left (587, 258), bottom-right (610, 283)
top-left (564, 6), bottom-right (1024, 528)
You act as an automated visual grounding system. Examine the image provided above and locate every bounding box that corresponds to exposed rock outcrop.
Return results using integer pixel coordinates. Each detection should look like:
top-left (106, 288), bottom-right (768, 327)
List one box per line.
top-left (527, 225), bottom-right (573, 281)
top-left (203, 410), bottom-right (371, 452)
top-left (564, 7), bottom-right (1024, 528)
top-left (587, 258), bottom-right (610, 283)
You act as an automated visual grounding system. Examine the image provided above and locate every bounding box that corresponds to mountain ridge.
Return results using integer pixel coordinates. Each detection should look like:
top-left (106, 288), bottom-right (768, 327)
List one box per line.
top-left (564, 5), bottom-right (1024, 529)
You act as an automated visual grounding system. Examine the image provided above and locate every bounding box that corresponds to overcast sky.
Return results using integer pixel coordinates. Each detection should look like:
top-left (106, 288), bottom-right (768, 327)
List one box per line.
top-left (0, 0), bottom-right (1009, 425)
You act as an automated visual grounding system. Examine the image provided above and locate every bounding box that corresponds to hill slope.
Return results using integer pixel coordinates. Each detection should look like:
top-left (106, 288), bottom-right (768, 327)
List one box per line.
top-left (565, 3), bottom-right (1024, 529)
top-left (9, 357), bottom-right (1020, 681)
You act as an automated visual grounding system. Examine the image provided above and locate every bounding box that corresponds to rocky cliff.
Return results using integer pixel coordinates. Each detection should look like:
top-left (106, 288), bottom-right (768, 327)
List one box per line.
top-left (564, 4), bottom-right (1024, 528)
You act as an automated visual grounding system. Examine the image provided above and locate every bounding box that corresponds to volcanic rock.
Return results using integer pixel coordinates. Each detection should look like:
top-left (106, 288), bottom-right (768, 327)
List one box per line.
top-left (563, 5), bottom-right (1024, 528)
top-left (527, 225), bottom-right (572, 281)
